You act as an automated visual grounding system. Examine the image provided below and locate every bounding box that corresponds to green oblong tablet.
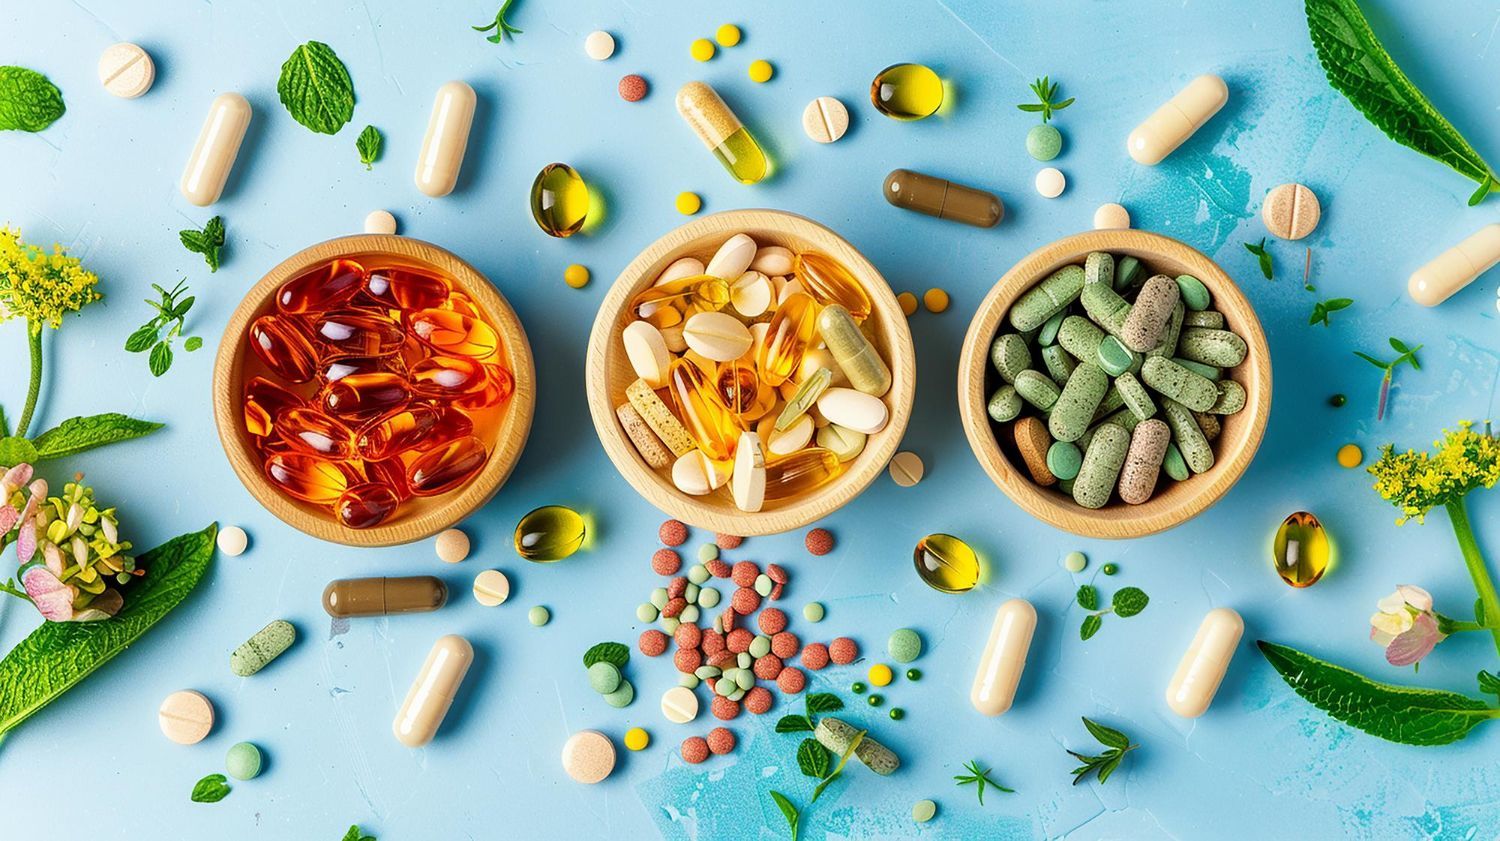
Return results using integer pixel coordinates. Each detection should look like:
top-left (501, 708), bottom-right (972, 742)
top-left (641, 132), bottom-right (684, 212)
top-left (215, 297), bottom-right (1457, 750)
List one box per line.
top-left (1175, 274), bottom-right (1212, 311)
top-left (230, 620), bottom-right (296, 677)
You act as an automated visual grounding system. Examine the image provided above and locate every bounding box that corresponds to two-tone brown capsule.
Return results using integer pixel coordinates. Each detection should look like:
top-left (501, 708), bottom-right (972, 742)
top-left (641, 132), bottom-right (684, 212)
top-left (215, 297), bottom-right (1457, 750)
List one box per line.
top-left (323, 576), bottom-right (448, 617)
top-left (883, 168), bottom-right (1003, 228)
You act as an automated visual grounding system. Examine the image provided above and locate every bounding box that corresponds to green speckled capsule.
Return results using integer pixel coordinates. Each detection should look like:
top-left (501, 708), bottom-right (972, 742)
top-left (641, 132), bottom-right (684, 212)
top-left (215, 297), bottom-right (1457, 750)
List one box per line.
top-left (231, 619), bottom-right (296, 677)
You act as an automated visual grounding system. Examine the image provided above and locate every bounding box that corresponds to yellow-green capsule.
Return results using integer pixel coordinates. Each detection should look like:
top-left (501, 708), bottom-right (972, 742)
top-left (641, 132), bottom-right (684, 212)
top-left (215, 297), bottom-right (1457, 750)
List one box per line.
top-left (515, 505), bottom-right (587, 562)
top-left (530, 163), bottom-right (589, 237)
top-left (676, 82), bottom-right (768, 184)
top-left (1272, 511), bottom-right (1331, 587)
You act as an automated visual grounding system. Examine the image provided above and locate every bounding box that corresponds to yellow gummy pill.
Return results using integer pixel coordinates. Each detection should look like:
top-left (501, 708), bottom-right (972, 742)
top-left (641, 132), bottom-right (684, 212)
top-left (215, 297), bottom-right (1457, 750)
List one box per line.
top-left (868, 663), bottom-right (893, 687)
top-left (715, 24), bottom-right (742, 47)
top-left (624, 727), bottom-right (650, 751)
top-left (923, 288), bottom-right (950, 313)
top-left (564, 264), bottom-right (590, 289)
top-left (1337, 443), bottom-right (1363, 468)
top-left (676, 191), bottom-right (702, 215)
top-left (896, 292), bottom-right (918, 317)
top-left (748, 60), bottom-right (773, 84)
top-left (690, 38), bottom-right (716, 62)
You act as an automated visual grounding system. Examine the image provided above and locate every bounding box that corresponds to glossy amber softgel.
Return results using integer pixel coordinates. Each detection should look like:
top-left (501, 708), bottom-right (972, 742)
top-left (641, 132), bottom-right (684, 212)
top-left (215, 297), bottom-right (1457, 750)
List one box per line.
top-left (515, 505), bottom-right (587, 562)
top-left (1272, 511), bottom-right (1331, 587)
top-left (871, 63), bottom-right (943, 121)
top-left (530, 163), bottom-right (590, 238)
top-left (913, 533), bottom-right (980, 593)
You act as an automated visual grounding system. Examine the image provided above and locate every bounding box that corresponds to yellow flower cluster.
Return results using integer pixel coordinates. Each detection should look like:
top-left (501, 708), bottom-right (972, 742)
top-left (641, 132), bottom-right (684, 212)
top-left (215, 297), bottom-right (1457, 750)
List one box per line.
top-left (0, 225), bottom-right (102, 333)
top-left (1370, 421), bottom-right (1500, 523)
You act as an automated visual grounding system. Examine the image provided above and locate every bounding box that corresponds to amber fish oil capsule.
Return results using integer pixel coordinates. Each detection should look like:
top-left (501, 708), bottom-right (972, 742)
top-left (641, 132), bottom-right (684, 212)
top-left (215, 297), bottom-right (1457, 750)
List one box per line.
top-left (970, 598), bottom-right (1037, 715)
top-left (870, 63), bottom-right (943, 120)
top-left (180, 93), bottom-right (252, 206)
top-left (1165, 607), bottom-right (1243, 717)
top-left (394, 634), bottom-right (474, 746)
top-left (415, 81), bottom-right (477, 197)
top-left (1127, 74), bottom-right (1228, 165)
top-left (675, 81), bottom-right (769, 184)
top-left (883, 169), bottom-right (1003, 228)
top-left (323, 576), bottom-right (448, 618)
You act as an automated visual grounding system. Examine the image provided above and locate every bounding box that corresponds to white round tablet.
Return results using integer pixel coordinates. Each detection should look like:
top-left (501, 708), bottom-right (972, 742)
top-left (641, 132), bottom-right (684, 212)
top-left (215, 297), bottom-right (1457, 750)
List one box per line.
top-left (158, 689), bottom-right (215, 745)
top-left (1093, 202), bottom-right (1130, 230)
top-left (98, 43), bottom-right (155, 98)
top-left (802, 96), bottom-right (849, 144)
top-left (660, 685), bottom-right (699, 724)
top-left (584, 31), bottom-right (616, 61)
top-left (1035, 167), bottom-right (1067, 199)
top-left (472, 570), bottom-right (510, 607)
top-left (216, 525), bottom-right (249, 557)
top-left (364, 210), bottom-right (397, 235)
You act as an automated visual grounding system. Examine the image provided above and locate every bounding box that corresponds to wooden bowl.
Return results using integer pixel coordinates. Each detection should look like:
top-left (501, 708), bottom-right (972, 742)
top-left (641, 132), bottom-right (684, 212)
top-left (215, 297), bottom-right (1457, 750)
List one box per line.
top-left (586, 209), bottom-right (916, 536)
top-left (958, 230), bottom-right (1271, 539)
top-left (212, 235), bottom-right (536, 547)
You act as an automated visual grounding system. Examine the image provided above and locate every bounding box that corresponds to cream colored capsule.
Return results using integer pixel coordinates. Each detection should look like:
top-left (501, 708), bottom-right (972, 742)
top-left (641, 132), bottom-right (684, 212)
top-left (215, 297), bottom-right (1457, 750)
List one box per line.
top-left (415, 81), bottom-right (476, 198)
top-left (179, 93), bottom-right (251, 207)
top-left (394, 634), bottom-right (474, 747)
top-left (1165, 607), bottom-right (1243, 718)
top-left (1127, 74), bottom-right (1228, 165)
top-left (970, 598), bottom-right (1037, 716)
top-left (1408, 223), bottom-right (1500, 307)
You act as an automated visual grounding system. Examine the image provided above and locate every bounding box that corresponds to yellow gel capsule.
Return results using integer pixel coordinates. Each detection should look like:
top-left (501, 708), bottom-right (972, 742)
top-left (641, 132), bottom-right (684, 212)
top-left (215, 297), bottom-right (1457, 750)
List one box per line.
top-left (676, 81), bottom-right (768, 185)
top-left (667, 358), bottom-right (744, 461)
top-left (870, 63), bottom-right (943, 121)
top-left (530, 162), bottom-right (589, 238)
top-left (868, 663), bottom-right (893, 687)
top-left (762, 447), bottom-right (843, 501)
top-left (631, 274), bottom-right (730, 321)
top-left (1272, 511), bottom-right (1331, 588)
top-left (794, 252), bottom-right (871, 321)
top-left (757, 292), bottom-right (820, 387)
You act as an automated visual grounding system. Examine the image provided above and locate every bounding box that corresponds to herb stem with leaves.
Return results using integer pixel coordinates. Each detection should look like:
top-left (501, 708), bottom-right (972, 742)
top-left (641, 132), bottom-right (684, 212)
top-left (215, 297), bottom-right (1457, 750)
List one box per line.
top-left (954, 759), bottom-right (1014, 804)
top-left (125, 280), bottom-right (203, 377)
top-left (1017, 76), bottom-right (1073, 123)
top-left (1353, 337), bottom-right (1421, 421)
top-left (1068, 718), bottom-right (1138, 785)
top-left (473, 0), bottom-right (524, 44)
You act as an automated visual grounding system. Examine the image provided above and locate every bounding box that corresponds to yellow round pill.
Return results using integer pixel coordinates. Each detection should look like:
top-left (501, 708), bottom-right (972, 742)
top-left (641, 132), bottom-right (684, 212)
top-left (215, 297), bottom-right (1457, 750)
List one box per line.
top-left (896, 292), bottom-right (918, 317)
top-left (747, 60), bottom-right (774, 84)
top-left (868, 663), bottom-right (893, 687)
top-left (923, 288), bottom-right (950, 313)
top-left (690, 38), bottom-right (716, 62)
top-left (676, 191), bottom-right (702, 215)
top-left (1337, 443), bottom-right (1363, 468)
top-left (715, 24), bottom-right (742, 47)
top-left (624, 727), bottom-right (650, 751)
top-left (564, 264), bottom-right (590, 289)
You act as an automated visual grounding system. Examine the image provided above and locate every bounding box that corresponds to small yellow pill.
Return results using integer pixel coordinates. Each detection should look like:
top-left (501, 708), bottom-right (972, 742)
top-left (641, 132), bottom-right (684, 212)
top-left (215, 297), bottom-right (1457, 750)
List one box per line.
top-left (624, 727), bottom-right (650, 751)
top-left (923, 288), bottom-right (950, 313)
top-left (897, 292), bottom-right (918, 316)
top-left (676, 191), bottom-right (702, 215)
top-left (748, 60), bottom-right (774, 84)
top-left (690, 38), bottom-right (716, 62)
top-left (868, 663), bottom-right (893, 687)
top-left (564, 264), bottom-right (590, 289)
top-left (1337, 443), bottom-right (1363, 468)
top-left (715, 24), bottom-right (742, 47)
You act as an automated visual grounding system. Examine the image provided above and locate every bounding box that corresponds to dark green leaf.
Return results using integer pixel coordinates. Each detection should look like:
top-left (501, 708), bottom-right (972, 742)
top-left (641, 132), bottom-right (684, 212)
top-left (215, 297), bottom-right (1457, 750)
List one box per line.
top-left (148, 341), bottom-right (173, 377)
top-left (0, 405), bottom-right (9, 438)
top-left (1469, 174), bottom-right (1495, 207)
top-left (0, 436), bottom-right (39, 465)
top-left (1095, 753), bottom-right (1123, 784)
top-left (125, 324), bottom-right (159, 353)
top-left (31, 413), bottom-right (163, 460)
top-left (805, 692), bottom-right (843, 714)
top-left (0, 65), bottom-right (66, 132)
top-left (356, 124), bottom-right (382, 170)
top-left (581, 641), bottom-right (628, 669)
top-left (1111, 586), bottom-right (1149, 617)
top-left (1477, 670), bottom-right (1500, 698)
top-left (170, 295), bottom-right (195, 318)
top-left (277, 41), bottom-right (356, 135)
top-left (796, 738), bottom-right (830, 778)
top-left (768, 791), bottom-right (799, 841)
top-left (0, 525), bottom-right (218, 735)
top-left (1325, 298), bottom-right (1354, 310)
top-left (1016, 103), bottom-right (1045, 112)
top-left (1076, 584), bottom-right (1098, 610)
top-left (1257, 640), bottom-right (1499, 745)
top-left (1353, 351), bottom-right (1386, 369)
top-left (1080, 614), bottom-right (1102, 641)
top-left (342, 828), bottom-right (361, 841)
top-left (184, 336), bottom-right (204, 352)
top-left (190, 773), bottom-right (231, 803)
top-left (1082, 717), bottom-right (1131, 750)
top-left (1242, 239), bottom-right (1265, 256)
top-left (775, 714), bottom-right (814, 733)
top-left (1388, 337), bottom-right (1408, 353)
top-left (178, 217), bottom-right (225, 272)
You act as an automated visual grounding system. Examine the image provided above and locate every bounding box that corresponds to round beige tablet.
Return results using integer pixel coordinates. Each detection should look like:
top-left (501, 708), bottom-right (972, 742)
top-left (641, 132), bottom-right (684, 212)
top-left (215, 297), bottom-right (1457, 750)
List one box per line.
top-left (364, 210), bottom-right (398, 235)
top-left (1035, 167), bottom-right (1067, 199)
top-left (158, 689), bottom-right (215, 744)
top-left (98, 43), bottom-right (155, 98)
top-left (216, 525), bottom-right (249, 557)
top-left (473, 570), bottom-right (510, 606)
top-left (1262, 183), bottom-right (1320, 240)
top-left (1093, 202), bottom-right (1131, 230)
top-left (802, 96), bottom-right (850, 144)
top-left (584, 31), bottom-right (616, 61)
top-left (561, 730), bottom-right (617, 784)
top-left (435, 528), bottom-right (470, 563)
top-left (661, 685), bottom-right (700, 723)
top-left (889, 451), bottom-right (925, 487)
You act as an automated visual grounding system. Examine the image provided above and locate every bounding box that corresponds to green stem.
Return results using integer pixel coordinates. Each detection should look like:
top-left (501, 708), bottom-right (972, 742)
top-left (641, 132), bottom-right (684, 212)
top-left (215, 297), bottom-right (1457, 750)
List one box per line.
top-left (1447, 498), bottom-right (1500, 658)
top-left (15, 323), bottom-right (42, 438)
top-left (0, 580), bottom-right (32, 602)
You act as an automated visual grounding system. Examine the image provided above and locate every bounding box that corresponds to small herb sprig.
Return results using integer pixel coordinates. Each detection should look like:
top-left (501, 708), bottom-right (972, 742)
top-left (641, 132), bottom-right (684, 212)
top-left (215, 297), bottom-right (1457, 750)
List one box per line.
top-left (954, 759), bottom-right (1014, 805)
top-left (1308, 297), bottom-right (1353, 327)
top-left (178, 216), bottom-right (225, 272)
top-left (1243, 238), bottom-right (1274, 280)
top-left (1016, 76), bottom-right (1073, 123)
top-left (1354, 337), bottom-right (1422, 421)
top-left (341, 826), bottom-right (376, 841)
top-left (1077, 584), bottom-right (1149, 640)
top-left (1068, 718), bottom-right (1138, 785)
top-left (356, 125), bottom-right (382, 170)
top-left (125, 280), bottom-right (202, 377)
top-left (472, 0), bottom-right (523, 44)
top-left (190, 773), bottom-right (231, 803)
top-left (768, 791), bottom-right (800, 841)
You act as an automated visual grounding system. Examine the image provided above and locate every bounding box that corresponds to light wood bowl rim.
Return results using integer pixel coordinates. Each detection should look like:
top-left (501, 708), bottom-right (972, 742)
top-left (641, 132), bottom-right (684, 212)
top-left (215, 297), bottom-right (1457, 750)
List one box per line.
top-left (585, 209), bottom-right (916, 536)
top-left (957, 229), bottom-right (1272, 539)
top-left (211, 234), bottom-right (536, 547)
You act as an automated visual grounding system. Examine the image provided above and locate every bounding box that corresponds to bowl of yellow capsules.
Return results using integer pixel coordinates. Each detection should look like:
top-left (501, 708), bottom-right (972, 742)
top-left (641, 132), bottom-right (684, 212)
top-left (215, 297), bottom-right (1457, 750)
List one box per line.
top-left (957, 229), bottom-right (1271, 539)
top-left (585, 209), bottom-right (916, 535)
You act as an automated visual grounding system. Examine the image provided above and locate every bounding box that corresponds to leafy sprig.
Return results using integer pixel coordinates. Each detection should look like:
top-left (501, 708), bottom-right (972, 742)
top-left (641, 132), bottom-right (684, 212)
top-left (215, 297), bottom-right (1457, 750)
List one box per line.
top-left (1016, 76), bottom-right (1073, 123)
top-left (473, 0), bottom-right (523, 44)
top-left (178, 216), bottom-right (225, 272)
top-left (341, 826), bottom-right (376, 841)
top-left (953, 759), bottom-right (1014, 805)
top-left (1243, 238), bottom-right (1274, 280)
top-left (1067, 718), bottom-right (1138, 785)
top-left (1308, 297), bottom-right (1353, 327)
top-left (1077, 584), bottom-right (1149, 640)
top-left (356, 125), bottom-right (382, 170)
top-left (1479, 670), bottom-right (1500, 703)
top-left (810, 728), bottom-right (864, 803)
top-left (124, 280), bottom-right (202, 377)
top-left (1354, 337), bottom-right (1422, 421)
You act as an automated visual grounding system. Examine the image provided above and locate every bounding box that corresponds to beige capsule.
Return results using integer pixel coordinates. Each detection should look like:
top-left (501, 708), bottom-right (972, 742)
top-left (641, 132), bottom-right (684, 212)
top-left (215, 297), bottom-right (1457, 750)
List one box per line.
top-left (1165, 607), bottom-right (1243, 718)
top-left (415, 81), bottom-right (476, 198)
top-left (394, 635), bottom-right (474, 747)
top-left (1408, 223), bottom-right (1500, 307)
top-left (1127, 74), bottom-right (1228, 165)
top-left (180, 93), bottom-right (252, 207)
top-left (970, 598), bottom-right (1037, 715)
top-left (1118, 419), bottom-right (1170, 504)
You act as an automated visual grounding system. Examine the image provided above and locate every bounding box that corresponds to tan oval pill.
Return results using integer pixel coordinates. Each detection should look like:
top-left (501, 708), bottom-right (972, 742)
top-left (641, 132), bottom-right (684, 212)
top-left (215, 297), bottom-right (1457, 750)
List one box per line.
top-left (1118, 419), bottom-right (1170, 504)
top-left (750, 246), bottom-right (795, 276)
top-left (672, 451), bottom-right (731, 495)
top-left (1408, 223), bottom-right (1500, 307)
top-left (158, 689), bottom-right (215, 744)
top-left (705, 233), bottom-right (758, 280)
top-left (683, 311), bottom-right (753, 361)
top-left (472, 569), bottom-right (510, 606)
top-left (1127, 74), bottom-right (1228, 165)
top-left (364, 209), bottom-right (398, 235)
top-left (435, 528), bottom-right (470, 563)
top-left (733, 431), bottom-right (767, 512)
top-left (889, 451), bottom-right (925, 487)
top-left (394, 634), bottom-right (474, 747)
top-left (970, 598), bottom-right (1037, 715)
top-left (767, 414), bottom-right (814, 455)
top-left (562, 730), bottom-right (617, 784)
top-left (415, 81), bottom-right (476, 198)
top-left (802, 96), bottom-right (850, 143)
top-left (180, 93), bottom-right (251, 207)
top-left (1093, 202), bottom-right (1131, 230)
top-left (1262, 183), bottom-right (1320, 240)
top-left (1166, 607), bottom-right (1243, 718)
top-left (657, 256), bottom-right (706, 286)
top-left (623, 320), bottom-right (672, 387)
top-left (98, 43), bottom-right (154, 98)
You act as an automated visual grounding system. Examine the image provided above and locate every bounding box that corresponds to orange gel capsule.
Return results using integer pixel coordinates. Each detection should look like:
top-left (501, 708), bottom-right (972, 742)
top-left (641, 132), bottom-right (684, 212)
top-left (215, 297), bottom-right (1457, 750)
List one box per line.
top-left (276, 407), bottom-right (356, 459)
top-left (336, 482), bottom-right (403, 529)
top-left (321, 354), bottom-right (405, 383)
top-left (322, 372), bottom-right (412, 421)
top-left (454, 364), bottom-right (515, 411)
top-left (630, 275), bottom-right (731, 320)
top-left (356, 404), bottom-right (474, 460)
top-left (315, 310), bottom-right (406, 358)
top-left (794, 253), bottom-right (871, 321)
top-left (762, 447), bottom-right (844, 501)
top-left (248, 315), bottom-right (320, 383)
top-left (443, 292), bottom-right (484, 319)
top-left (408, 308), bottom-right (500, 358)
top-left (758, 292), bottom-right (820, 387)
top-left (717, 360), bottom-right (776, 421)
top-left (243, 376), bottom-right (302, 437)
top-left (409, 356), bottom-right (490, 398)
top-left (277, 258), bottom-right (365, 314)
top-left (667, 358), bottom-right (743, 461)
top-left (407, 436), bottom-right (488, 496)
top-left (366, 267), bottom-right (450, 310)
top-left (363, 457), bottom-right (413, 501)
top-left (264, 452), bottom-right (351, 504)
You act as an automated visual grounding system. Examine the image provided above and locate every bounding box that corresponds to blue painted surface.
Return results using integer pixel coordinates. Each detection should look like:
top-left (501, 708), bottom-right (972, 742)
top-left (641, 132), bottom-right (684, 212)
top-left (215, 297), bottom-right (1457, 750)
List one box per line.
top-left (3, 1), bottom-right (1500, 837)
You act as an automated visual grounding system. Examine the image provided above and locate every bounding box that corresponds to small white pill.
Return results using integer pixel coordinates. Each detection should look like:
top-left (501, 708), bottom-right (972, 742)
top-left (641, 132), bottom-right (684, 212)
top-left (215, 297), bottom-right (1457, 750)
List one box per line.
top-left (98, 43), bottom-right (155, 98)
top-left (816, 387), bottom-right (888, 435)
top-left (364, 210), bottom-right (398, 235)
top-left (802, 96), bottom-right (850, 144)
top-left (472, 570), bottom-right (510, 607)
top-left (1035, 167), bottom-right (1066, 199)
top-left (216, 525), bottom-right (249, 557)
top-left (584, 31), bottom-right (616, 61)
top-left (1093, 203), bottom-right (1131, 230)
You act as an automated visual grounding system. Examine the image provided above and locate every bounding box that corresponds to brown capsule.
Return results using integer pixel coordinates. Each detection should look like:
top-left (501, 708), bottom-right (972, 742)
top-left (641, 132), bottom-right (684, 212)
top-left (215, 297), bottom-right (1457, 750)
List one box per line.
top-left (323, 575), bottom-right (448, 617)
top-left (882, 168), bottom-right (1003, 228)
top-left (276, 407), bottom-right (356, 459)
top-left (336, 482), bottom-right (403, 529)
top-left (248, 315), bottom-right (320, 383)
top-left (263, 452), bottom-right (352, 504)
top-left (321, 354), bottom-right (406, 383)
top-left (407, 435), bottom-right (488, 496)
top-left (356, 404), bottom-right (474, 460)
top-left (278, 258), bottom-right (366, 314)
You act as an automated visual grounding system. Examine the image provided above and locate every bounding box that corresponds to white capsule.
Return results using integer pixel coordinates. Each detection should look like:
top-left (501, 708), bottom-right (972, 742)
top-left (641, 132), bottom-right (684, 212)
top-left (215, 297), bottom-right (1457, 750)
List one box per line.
top-left (1408, 223), bottom-right (1500, 307)
top-left (393, 635), bottom-right (474, 747)
top-left (180, 93), bottom-right (251, 207)
top-left (415, 81), bottom-right (476, 198)
top-left (1127, 74), bottom-right (1228, 165)
top-left (1165, 607), bottom-right (1243, 718)
top-left (970, 598), bottom-right (1037, 716)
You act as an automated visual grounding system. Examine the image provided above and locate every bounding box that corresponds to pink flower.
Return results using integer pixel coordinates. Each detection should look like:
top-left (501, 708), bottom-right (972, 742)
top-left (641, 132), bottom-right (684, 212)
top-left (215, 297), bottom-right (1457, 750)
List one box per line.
top-left (1370, 585), bottom-right (1447, 667)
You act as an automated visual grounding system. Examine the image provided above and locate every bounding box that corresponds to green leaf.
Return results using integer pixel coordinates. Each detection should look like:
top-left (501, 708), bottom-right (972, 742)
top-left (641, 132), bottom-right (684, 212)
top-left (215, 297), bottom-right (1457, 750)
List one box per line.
top-left (768, 791), bottom-right (800, 841)
top-left (277, 41), bottom-right (356, 135)
top-left (1080, 614), bottom-right (1102, 641)
top-left (148, 341), bottom-right (173, 377)
top-left (1325, 298), bottom-right (1354, 311)
top-left (775, 714), bottom-right (814, 733)
top-left (1082, 717), bottom-right (1131, 750)
top-left (0, 436), bottom-right (39, 465)
top-left (0, 524), bottom-right (218, 736)
top-left (1305, 0), bottom-right (1499, 200)
top-left (0, 405), bottom-right (9, 438)
top-left (1095, 753), bottom-right (1124, 784)
top-left (1477, 670), bottom-right (1500, 699)
top-left (356, 124), bottom-right (382, 170)
top-left (340, 825), bottom-right (375, 841)
top-left (1476, 597), bottom-right (1486, 626)
top-left (125, 324), bottom-right (159, 353)
top-left (1469, 174), bottom-right (1495, 207)
top-left (1111, 587), bottom-right (1149, 617)
top-left (31, 413), bottom-right (163, 460)
top-left (796, 737), bottom-right (830, 778)
top-left (179, 216), bottom-right (225, 272)
top-left (581, 641), bottom-right (628, 669)
top-left (1257, 640), bottom-right (1500, 746)
top-left (810, 729), bottom-right (864, 804)
top-left (1353, 351), bottom-right (1387, 369)
top-left (1076, 584), bottom-right (1098, 610)
top-left (1388, 337), bottom-right (1408, 353)
top-left (0, 66), bottom-right (66, 132)
top-left (805, 692), bottom-right (843, 714)
top-left (1016, 103), bottom-right (1045, 113)
top-left (184, 336), bottom-right (204, 352)
top-left (170, 295), bottom-right (195, 319)
top-left (190, 773), bottom-right (231, 803)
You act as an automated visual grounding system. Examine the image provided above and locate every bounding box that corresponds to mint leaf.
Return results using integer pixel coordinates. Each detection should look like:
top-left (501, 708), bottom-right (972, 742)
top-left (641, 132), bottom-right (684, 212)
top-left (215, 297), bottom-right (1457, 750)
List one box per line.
top-left (0, 66), bottom-right (65, 132)
top-left (1258, 640), bottom-right (1500, 746)
top-left (341, 825), bottom-right (375, 841)
top-left (768, 792), bottom-right (800, 841)
top-left (1080, 614), bottom-right (1102, 641)
top-left (184, 336), bottom-right (204, 352)
top-left (1478, 670), bottom-right (1500, 699)
top-left (0, 525), bottom-right (218, 736)
top-left (31, 413), bottom-right (163, 460)
top-left (796, 737), bottom-right (830, 778)
top-left (125, 324), bottom-right (158, 353)
top-left (1082, 717), bottom-right (1130, 750)
top-left (775, 714), bottom-right (814, 733)
top-left (179, 216), bottom-right (226, 272)
top-left (356, 125), bottom-right (382, 170)
top-left (1111, 587), bottom-right (1149, 617)
top-left (1076, 584), bottom-right (1098, 610)
top-left (277, 41), bottom-right (355, 135)
top-left (581, 641), bottom-right (628, 669)
top-left (0, 436), bottom-right (39, 465)
top-left (190, 773), bottom-right (231, 803)
top-left (148, 341), bottom-right (173, 377)
top-left (805, 692), bottom-right (843, 714)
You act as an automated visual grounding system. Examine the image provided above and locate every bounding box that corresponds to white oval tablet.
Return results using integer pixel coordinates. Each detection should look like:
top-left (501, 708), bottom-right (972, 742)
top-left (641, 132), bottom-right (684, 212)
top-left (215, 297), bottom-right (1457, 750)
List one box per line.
top-left (683, 311), bottom-right (752, 361)
top-left (767, 414), bottom-right (814, 455)
top-left (657, 256), bottom-right (707, 286)
top-left (671, 451), bottom-right (730, 495)
top-left (661, 686), bottom-right (700, 723)
top-left (705, 233), bottom-right (757, 280)
top-left (816, 387), bottom-right (888, 434)
top-left (584, 31), bottom-right (616, 61)
top-left (732, 431), bottom-right (767, 512)
top-left (623, 320), bottom-right (671, 387)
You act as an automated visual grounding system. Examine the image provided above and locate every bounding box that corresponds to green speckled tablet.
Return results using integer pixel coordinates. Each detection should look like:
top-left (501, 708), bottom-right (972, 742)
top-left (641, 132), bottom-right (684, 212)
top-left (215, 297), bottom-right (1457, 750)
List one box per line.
top-left (230, 619), bottom-right (296, 677)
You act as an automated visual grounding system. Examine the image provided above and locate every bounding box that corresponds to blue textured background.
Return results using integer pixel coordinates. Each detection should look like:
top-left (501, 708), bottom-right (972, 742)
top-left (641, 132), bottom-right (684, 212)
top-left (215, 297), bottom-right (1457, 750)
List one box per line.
top-left (4, 0), bottom-right (1500, 837)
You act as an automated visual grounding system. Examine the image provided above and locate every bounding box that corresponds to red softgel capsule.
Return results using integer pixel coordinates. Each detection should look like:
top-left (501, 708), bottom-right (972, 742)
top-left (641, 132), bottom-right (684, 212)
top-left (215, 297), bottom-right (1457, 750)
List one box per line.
top-left (336, 482), bottom-right (402, 529)
top-left (248, 315), bottom-right (320, 384)
top-left (366, 268), bottom-right (450, 310)
top-left (243, 376), bottom-right (303, 437)
top-left (406, 435), bottom-right (488, 496)
top-left (314, 310), bottom-right (406, 358)
top-left (277, 258), bottom-right (365, 314)
top-left (322, 372), bottom-right (412, 421)
top-left (355, 403), bottom-right (473, 461)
